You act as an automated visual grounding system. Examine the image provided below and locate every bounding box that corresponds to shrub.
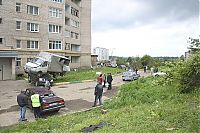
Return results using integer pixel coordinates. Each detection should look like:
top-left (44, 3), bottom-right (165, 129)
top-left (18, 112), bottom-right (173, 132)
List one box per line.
top-left (178, 53), bottom-right (200, 93)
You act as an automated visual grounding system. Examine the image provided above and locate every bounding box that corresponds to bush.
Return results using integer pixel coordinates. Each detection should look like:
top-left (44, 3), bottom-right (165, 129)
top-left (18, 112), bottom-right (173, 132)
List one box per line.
top-left (178, 53), bottom-right (200, 93)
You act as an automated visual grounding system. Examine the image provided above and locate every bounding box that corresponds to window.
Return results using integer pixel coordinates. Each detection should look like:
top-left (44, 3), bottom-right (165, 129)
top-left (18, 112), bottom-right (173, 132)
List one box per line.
top-left (0, 0), bottom-right (2, 5)
top-left (71, 44), bottom-right (80, 52)
top-left (27, 40), bottom-right (39, 49)
top-left (16, 3), bottom-right (21, 12)
top-left (65, 43), bottom-right (70, 50)
top-left (16, 58), bottom-right (22, 67)
top-left (27, 5), bottom-right (39, 15)
top-left (16, 40), bottom-right (21, 49)
top-left (27, 22), bottom-right (39, 32)
top-left (49, 7), bottom-right (62, 18)
top-left (16, 21), bottom-right (21, 30)
top-left (49, 24), bottom-right (61, 33)
top-left (71, 7), bottom-right (79, 17)
top-left (49, 40), bottom-right (62, 50)
top-left (71, 32), bottom-right (79, 39)
top-left (0, 18), bottom-right (2, 24)
top-left (0, 38), bottom-right (2, 44)
top-left (49, 0), bottom-right (63, 3)
top-left (71, 56), bottom-right (80, 63)
top-left (71, 19), bottom-right (79, 28)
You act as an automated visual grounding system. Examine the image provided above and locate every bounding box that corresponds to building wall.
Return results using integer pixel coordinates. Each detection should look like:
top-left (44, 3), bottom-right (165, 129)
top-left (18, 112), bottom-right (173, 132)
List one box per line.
top-left (93, 47), bottom-right (109, 61)
top-left (0, 0), bottom-right (91, 75)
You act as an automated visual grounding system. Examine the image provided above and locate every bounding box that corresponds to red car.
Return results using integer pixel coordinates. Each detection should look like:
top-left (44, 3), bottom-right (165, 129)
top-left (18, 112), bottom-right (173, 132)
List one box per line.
top-left (24, 87), bottom-right (65, 113)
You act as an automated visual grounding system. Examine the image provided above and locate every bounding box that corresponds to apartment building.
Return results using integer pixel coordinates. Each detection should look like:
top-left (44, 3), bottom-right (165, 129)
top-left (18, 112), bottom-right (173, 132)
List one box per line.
top-left (0, 0), bottom-right (91, 80)
top-left (93, 47), bottom-right (109, 61)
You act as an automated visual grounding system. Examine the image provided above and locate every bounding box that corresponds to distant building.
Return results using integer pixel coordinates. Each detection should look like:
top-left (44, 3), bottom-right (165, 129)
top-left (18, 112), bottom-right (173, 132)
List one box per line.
top-left (0, 0), bottom-right (91, 80)
top-left (185, 50), bottom-right (192, 60)
top-left (93, 47), bottom-right (109, 61)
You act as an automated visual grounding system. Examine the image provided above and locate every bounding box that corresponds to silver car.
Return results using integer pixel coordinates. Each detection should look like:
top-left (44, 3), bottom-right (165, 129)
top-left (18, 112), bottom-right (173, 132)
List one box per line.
top-left (122, 71), bottom-right (140, 81)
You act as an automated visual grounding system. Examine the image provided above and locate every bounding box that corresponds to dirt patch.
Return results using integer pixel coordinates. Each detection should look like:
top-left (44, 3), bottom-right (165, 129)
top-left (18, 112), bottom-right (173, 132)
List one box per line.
top-left (103, 86), bottom-right (118, 98)
top-left (65, 99), bottom-right (93, 111)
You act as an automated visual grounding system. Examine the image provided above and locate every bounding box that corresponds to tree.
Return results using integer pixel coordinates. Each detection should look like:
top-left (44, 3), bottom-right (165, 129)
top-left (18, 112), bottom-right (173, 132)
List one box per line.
top-left (140, 55), bottom-right (153, 67)
top-left (116, 57), bottom-right (126, 65)
top-left (188, 37), bottom-right (200, 53)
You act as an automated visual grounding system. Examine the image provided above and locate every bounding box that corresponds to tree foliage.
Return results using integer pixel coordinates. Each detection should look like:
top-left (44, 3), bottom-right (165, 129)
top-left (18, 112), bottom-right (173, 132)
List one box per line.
top-left (178, 53), bottom-right (200, 93)
top-left (188, 37), bottom-right (200, 53)
top-left (140, 55), bottom-right (153, 66)
top-left (116, 57), bottom-right (126, 65)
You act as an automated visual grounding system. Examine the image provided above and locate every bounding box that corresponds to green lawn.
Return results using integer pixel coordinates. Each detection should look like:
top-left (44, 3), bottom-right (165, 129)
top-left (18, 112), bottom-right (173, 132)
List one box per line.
top-left (55, 67), bottom-right (124, 83)
top-left (1, 77), bottom-right (199, 133)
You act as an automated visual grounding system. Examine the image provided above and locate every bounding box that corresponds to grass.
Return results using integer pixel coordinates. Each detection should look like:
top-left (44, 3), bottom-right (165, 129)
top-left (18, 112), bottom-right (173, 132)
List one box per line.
top-left (55, 67), bottom-right (124, 83)
top-left (1, 77), bottom-right (200, 133)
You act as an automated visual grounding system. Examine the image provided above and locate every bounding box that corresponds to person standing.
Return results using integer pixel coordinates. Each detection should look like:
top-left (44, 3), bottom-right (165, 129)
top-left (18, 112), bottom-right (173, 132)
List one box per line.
top-left (31, 93), bottom-right (42, 119)
top-left (17, 91), bottom-right (28, 121)
top-left (107, 73), bottom-right (113, 90)
top-left (103, 74), bottom-right (107, 87)
top-left (93, 81), bottom-right (104, 107)
top-left (97, 74), bottom-right (103, 84)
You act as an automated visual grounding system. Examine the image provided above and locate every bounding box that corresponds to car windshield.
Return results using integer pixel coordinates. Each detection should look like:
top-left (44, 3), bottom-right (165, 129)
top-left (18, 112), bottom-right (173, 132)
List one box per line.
top-left (34, 58), bottom-right (45, 65)
top-left (41, 93), bottom-right (55, 98)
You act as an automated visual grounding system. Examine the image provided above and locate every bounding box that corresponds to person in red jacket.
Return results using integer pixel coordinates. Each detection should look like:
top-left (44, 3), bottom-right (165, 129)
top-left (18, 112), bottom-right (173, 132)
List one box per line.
top-left (97, 74), bottom-right (103, 84)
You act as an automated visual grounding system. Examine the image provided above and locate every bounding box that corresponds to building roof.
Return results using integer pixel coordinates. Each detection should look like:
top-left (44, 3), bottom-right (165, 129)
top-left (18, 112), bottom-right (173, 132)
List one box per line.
top-left (0, 51), bottom-right (18, 58)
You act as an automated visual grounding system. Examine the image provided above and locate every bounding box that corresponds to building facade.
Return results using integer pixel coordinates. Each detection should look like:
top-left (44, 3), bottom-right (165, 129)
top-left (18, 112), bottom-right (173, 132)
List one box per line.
top-left (0, 0), bottom-right (91, 79)
top-left (93, 47), bottom-right (109, 61)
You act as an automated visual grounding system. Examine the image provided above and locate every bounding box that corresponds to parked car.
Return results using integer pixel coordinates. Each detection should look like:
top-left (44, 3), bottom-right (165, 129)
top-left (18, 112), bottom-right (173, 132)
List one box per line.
top-left (122, 71), bottom-right (140, 81)
top-left (152, 72), bottom-right (167, 76)
top-left (24, 87), bottom-right (65, 113)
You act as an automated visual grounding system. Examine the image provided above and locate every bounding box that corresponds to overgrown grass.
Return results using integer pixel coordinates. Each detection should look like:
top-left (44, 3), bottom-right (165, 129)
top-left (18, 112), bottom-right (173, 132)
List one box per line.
top-left (2, 77), bottom-right (200, 132)
top-left (55, 67), bottom-right (124, 83)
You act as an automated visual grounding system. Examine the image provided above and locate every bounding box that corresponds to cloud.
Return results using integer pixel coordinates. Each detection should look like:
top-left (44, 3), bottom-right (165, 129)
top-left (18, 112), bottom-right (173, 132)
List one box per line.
top-left (91, 0), bottom-right (199, 57)
top-left (92, 0), bottom-right (199, 31)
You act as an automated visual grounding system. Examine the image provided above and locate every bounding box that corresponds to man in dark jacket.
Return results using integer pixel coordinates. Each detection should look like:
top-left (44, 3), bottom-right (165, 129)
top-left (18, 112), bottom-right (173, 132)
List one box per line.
top-left (17, 91), bottom-right (28, 121)
top-left (93, 81), bottom-right (104, 107)
top-left (107, 73), bottom-right (113, 90)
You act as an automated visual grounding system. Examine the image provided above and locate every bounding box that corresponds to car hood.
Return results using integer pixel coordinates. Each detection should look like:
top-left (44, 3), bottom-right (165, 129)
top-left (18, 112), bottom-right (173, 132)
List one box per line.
top-left (25, 62), bottom-right (38, 68)
top-left (42, 96), bottom-right (64, 103)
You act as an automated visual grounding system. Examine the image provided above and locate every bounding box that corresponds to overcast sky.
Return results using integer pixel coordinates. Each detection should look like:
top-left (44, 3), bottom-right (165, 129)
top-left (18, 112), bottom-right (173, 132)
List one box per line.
top-left (91, 0), bottom-right (199, 57)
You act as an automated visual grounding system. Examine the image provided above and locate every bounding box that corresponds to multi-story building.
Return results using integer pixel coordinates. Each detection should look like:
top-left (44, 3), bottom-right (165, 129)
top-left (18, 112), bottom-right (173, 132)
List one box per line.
top-left (93, 47), bottom-right (109, 61)
top-left (0, 0), bottom-right (91, 80)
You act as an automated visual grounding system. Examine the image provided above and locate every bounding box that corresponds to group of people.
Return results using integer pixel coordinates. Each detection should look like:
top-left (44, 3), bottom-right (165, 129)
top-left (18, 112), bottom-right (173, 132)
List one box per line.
top-left (93, 73), bottom-right (113, 107)
top-left (17, 73), bottom-right (114, 121)
top-left (17, 91), bottom-right (42, 122)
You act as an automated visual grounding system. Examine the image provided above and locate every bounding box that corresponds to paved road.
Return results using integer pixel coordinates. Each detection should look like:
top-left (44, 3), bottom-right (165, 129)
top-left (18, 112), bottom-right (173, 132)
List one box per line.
top-left (0, 71), bottom-right (149, 128)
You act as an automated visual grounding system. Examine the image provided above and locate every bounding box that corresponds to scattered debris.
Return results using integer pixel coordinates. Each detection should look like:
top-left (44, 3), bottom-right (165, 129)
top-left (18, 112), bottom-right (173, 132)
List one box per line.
top-left (81, 122), bottom-right (112, 133)
top-left (101, 109), bottom-right (108, 114)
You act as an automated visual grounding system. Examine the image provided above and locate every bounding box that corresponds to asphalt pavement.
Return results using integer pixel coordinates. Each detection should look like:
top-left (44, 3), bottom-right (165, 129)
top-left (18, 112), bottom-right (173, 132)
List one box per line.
top-left (0, 70), bottom-right (149, 128)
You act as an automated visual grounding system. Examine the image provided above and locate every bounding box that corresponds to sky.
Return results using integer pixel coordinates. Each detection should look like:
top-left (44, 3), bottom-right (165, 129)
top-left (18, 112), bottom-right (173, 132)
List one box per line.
top-left (91, 0), bottom-right (199, 57)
